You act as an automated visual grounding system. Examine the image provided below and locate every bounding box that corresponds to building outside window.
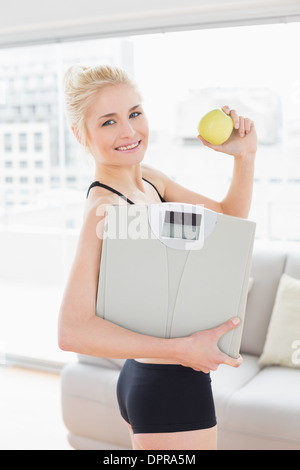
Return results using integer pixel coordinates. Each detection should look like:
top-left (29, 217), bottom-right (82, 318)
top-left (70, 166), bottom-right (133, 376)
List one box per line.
top-left (18, 133), bottom-right (27, 152)
top-left (4, 133), bottom-right (12, 152)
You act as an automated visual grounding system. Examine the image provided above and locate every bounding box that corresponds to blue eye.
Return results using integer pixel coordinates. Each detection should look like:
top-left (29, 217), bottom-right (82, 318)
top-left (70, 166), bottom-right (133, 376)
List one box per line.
top-left (130, 112), bottom-right (141, 119)
top-left (102, 119), bottom-right (115, 127)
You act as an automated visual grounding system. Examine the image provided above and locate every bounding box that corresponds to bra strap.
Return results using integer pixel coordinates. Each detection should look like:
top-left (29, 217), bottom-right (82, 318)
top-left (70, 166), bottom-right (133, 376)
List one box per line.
top-left (86, 177), bottom-right (165, 204)
top-left (142, 178), bottom-right (165, 203)
top-left (86, 181), bottom-right (135, 204)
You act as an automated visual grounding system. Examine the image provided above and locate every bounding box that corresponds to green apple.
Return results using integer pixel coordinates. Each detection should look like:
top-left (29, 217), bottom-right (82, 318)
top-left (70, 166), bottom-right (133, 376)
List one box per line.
top-left (198, 108), bottom-right (233, 145)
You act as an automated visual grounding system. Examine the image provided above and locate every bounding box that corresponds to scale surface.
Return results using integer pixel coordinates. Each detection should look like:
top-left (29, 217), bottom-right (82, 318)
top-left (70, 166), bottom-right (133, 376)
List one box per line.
top-left (96, 203), bottom-right (256, 358)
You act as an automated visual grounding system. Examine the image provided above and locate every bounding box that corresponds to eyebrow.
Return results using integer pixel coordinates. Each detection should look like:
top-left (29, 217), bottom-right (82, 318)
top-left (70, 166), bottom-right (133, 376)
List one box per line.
top-left (97, 104), bottom-right (141, 121)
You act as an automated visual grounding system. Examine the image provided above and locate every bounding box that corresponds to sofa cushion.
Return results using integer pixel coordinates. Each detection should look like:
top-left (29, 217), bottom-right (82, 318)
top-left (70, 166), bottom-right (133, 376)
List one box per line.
top-left (259, 273), bottom-right (300, 368)
top-left (211, 354), bottom-right (262, 421)
top-left (221, 365), bottom-right (300, 448)
top-left (241, 245), bottom-right (286, 356)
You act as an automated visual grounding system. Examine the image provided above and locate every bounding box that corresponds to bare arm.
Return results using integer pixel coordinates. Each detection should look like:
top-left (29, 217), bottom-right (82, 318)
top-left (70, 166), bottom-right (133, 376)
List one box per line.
top-left (160, 106), bottom-right (257, 218)
top-left (58, 198), bottom-right (241, 372)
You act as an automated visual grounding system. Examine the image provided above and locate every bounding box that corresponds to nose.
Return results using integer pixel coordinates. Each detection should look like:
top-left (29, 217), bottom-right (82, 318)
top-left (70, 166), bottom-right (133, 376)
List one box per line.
top-left (119, 119), bottom-right (135, 139)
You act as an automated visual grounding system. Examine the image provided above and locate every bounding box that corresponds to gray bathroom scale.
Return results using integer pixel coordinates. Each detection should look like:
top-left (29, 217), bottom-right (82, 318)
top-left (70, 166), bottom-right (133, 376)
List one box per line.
top-left (96, 203), bottom-right (256, 358)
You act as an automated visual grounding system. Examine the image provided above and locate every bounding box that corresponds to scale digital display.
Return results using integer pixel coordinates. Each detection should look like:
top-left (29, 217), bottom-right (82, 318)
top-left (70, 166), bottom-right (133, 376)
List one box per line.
top-left (162, 210), bottom-right (202, 240)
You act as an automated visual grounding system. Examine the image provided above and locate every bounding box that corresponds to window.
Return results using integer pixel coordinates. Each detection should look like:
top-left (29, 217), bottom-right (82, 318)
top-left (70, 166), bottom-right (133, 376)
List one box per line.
top-left (0, 23), bottom-right (300, 369)
top-left (34, 132), bottom-right (43, 152)
top-left (35, 176), bottom-right (44, 184)
top-left (18, 133), bottom-right (27, 152)
top-left (4, 133), bottom-right (12, 152)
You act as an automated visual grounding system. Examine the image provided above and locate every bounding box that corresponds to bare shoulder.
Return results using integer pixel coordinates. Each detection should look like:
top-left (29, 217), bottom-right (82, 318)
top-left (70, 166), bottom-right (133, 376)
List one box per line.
top-left (82, 194), bottom-right (115, 245)
top-left (141, 164), bottom-right (170, 197)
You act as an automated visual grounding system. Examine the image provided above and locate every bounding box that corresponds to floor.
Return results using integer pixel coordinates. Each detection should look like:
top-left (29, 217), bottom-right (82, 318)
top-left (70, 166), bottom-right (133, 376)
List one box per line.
top-left (0, 365), bottom-right (72, 450)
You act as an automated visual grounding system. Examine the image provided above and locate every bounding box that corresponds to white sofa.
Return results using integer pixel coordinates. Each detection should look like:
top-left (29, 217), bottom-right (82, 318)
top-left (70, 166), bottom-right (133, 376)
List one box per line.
top-left (60, 244), bottom-right (300, 450)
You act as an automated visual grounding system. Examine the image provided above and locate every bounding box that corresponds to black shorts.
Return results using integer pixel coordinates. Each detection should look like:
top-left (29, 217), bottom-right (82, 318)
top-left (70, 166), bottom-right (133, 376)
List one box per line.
top-left (116, 359), bottom-right (217, 434)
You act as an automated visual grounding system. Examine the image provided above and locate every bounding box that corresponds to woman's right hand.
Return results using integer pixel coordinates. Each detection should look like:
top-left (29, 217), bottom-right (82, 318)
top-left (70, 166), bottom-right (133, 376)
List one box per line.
top-left (175, 317), bottom-right (243, 373)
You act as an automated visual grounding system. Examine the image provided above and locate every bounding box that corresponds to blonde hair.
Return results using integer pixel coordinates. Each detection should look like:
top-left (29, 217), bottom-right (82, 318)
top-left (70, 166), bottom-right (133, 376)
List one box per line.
top-left (64, 64), bottom-right (140, 147)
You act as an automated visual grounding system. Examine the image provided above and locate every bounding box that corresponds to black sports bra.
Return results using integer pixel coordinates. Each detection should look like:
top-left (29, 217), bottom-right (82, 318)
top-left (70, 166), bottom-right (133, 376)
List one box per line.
top-left (86, 177), bottom-right (166, 205)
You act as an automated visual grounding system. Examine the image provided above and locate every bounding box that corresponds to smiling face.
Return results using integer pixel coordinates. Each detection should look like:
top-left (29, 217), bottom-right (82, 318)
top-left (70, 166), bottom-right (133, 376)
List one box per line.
top-left (84, 83), bottom-right (149, 168)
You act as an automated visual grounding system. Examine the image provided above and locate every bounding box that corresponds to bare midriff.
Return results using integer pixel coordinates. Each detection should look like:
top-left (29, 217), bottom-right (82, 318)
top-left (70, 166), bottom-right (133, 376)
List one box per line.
top-left (135, 358), bottom-right (181, 364)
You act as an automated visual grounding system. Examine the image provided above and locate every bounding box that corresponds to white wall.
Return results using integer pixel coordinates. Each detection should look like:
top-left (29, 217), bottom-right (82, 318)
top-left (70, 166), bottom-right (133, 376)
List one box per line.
top-left (0, 229), bottom-right (78, 284)
top-left (1, 0), bottom-right (300, 46)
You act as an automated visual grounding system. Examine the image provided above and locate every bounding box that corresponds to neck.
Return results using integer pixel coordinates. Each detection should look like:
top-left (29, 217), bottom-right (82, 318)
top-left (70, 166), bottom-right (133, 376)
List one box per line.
top-left (94, 163), bottom-right (144, 192)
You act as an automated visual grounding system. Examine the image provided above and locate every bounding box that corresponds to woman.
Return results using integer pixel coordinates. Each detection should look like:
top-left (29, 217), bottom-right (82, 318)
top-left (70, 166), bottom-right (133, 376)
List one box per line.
top-left (58, 64), bottom-right (257, 450)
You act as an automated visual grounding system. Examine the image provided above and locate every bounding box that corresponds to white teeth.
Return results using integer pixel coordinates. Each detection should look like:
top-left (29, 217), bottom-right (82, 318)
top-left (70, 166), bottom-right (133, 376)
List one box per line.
top-left (117, 141), bottom-right (139, 151)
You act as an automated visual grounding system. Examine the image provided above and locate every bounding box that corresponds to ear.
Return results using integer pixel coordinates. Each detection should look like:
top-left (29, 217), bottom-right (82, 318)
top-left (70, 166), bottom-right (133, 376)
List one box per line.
top-left (72, 126), bottom-right (82, 144)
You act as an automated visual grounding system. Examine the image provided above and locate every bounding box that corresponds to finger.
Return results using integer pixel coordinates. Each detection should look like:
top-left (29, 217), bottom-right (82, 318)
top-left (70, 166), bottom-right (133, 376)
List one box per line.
top-left (224, 354), bottom-right (243, 368)
top-left (239, 116), bottom-right (245, 137)
top-left (222, 105), bottom-right (230, 115)
top-left (213, 317), bottom-right (241, 340)
top-left (229, 109), bottom-right (239, 129)
top-left (244, 118), bottom-right (253, 134)
top-left (191, 365), bottom-right (211, 373)
top-left (222, 106), bottom-right (240, 129)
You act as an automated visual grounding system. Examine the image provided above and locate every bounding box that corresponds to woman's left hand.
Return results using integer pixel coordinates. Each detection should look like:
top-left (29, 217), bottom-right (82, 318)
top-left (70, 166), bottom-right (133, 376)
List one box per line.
top-left (198, 105), bottom-right (257, 159)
